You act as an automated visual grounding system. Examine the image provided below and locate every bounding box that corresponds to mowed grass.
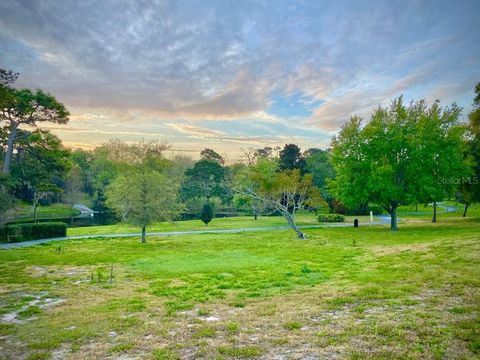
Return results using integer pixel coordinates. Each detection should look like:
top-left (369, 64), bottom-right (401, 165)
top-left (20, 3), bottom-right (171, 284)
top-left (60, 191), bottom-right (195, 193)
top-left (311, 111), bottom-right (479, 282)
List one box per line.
top-left (0, 213), bottom-right (479, 359)
top-left (10, 203), bottom-right (80, 222)
top-left (67, 214), bottom-right (372, 236)
top-left (68, 200), bottom-right (468, 237)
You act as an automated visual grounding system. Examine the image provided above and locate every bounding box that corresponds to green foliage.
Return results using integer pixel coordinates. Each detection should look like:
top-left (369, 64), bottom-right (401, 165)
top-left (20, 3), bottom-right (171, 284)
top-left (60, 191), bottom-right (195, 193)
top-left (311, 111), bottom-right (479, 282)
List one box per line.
top-left (235, 158), bottom-right (324, 238)
top-left (458, 83), bottom-right (480, 212)
top-left (367, 204), bottom-right (385, 215)
top-left (181, 159), bottom-right (228, 202)
top-left (329, 97), bottom-right (467, 230)
top-left (100, 139), bottom-right (170, 168)
top-left (1, 79), bottom-right (70, 174)
top-left (11, 88), bottom-right (69, 124)
top-left (0, 222), bottom-right (67, 243)
top-left (304, 148), bottom-right (336, 212)
top-left (106, 168), bottom-right (183, 241)
top-left (200, 202), bottom-right (214, 226)
top-left (279, 143), bottom-right (305, 171)
top-left (317, 214), bottom-right (345, 223)
top-left (9, 130), bottom-right (70, 205)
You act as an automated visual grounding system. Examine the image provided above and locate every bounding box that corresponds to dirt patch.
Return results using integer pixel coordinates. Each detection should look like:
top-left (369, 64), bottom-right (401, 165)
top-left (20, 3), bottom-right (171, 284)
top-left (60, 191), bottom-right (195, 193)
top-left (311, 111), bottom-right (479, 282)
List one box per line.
top-left (371, 242), bottom-right (432, 256)
top-left (0, 291), bottom-right (64, 324)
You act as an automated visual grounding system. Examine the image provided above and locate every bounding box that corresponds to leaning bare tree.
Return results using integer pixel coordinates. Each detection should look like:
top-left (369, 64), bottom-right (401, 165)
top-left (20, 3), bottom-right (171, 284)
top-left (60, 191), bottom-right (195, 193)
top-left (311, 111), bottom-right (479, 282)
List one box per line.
top-left (234, 158), bottom-right (323, 239)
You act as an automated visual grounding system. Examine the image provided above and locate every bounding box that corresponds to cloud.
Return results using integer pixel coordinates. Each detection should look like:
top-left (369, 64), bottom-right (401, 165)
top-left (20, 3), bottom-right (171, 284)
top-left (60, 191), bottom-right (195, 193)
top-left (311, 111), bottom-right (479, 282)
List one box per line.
top-left (165, 123), bottom-right (227, 138)
top-left (1, 0), bottom-right (479, 153)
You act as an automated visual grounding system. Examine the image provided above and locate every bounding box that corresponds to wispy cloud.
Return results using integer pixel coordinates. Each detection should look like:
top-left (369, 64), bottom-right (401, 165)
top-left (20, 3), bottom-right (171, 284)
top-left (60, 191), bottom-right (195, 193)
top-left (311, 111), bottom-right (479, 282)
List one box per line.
top-left (1, 0), bottom-right (479, 155)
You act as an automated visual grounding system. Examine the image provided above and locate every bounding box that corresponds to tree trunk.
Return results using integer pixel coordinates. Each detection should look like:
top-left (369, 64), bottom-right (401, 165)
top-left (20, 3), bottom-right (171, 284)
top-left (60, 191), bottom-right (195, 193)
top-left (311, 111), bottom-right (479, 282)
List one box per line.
top-left (141, 226), bottom-right (146, 243)
top-left (415, 203), bottom-right (418, 212)
top-left (463, 203), bottom-right (469, 217)
top-left (253, 206), bottom-right (258, 220)
top-left (432, 201), bottom-right (437, 223)
top-left (390, 204), bottom-right (398, 231)
top-left (33, 199), bottom-right (39, 224)
top-left (2, 123), bottom-right (17, 174)
top-left (284, 212), bottom-right (307, 239)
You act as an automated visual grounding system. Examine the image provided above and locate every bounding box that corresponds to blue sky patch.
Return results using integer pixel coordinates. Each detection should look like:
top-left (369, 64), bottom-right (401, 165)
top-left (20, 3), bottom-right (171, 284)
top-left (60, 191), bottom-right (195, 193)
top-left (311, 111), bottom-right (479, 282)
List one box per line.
top-left (267, 92), bottom-right (324, 118)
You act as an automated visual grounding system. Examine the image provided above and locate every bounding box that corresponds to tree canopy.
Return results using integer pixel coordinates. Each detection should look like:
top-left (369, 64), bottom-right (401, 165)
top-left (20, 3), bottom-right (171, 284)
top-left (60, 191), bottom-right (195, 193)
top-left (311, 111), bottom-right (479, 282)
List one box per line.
top-left (200, 148), bottom-right (225, 165)
top-left (1, 70), bottom-right (70, 174)
top-left (279, 144), bottom-right (305, 172)
top-left (181, 159), bottom-right (228, 202)
top-left (106, 168), bottom-right (183, 243)
top-left (329, 97), bottom-right (467, 230)
top-left (458, 82), bottom-right (480, 216)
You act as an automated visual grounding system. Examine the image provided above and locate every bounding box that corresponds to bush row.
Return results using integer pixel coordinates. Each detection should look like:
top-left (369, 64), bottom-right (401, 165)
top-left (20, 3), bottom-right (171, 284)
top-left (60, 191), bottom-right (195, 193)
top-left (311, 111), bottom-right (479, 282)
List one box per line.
top-left (0, 222), bottom-right (67, 243)
top-left (317, 214), bottom-right (345, 223)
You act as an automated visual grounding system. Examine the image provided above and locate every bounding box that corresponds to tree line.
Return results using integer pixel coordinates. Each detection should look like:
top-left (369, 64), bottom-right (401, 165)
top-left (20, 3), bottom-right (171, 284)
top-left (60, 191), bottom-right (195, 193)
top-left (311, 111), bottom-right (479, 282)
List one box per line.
top-left (1, 68), bottom-right (479, 239)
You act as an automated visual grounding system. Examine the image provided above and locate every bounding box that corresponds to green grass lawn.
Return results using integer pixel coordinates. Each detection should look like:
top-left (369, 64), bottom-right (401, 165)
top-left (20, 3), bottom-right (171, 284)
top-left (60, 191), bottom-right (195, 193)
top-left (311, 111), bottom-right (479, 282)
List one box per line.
top-left (10, 203), bottom-right (81, 222)
top-left (397, 200), bottom-right (469, 217)
top-left (68, 214), bottom-right (372, 236)
top-left (0, 215), bottom-right (479, 359)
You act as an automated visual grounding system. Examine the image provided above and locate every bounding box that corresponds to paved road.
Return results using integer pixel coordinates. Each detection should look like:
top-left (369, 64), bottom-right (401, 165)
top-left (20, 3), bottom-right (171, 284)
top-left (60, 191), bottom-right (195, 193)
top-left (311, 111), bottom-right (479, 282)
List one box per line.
top-left (73, 204), bottom-right (95, 218)
top-left (0, 217), bottom-right (391, 250)
top-left (397, 202), bottom-right (457, 216)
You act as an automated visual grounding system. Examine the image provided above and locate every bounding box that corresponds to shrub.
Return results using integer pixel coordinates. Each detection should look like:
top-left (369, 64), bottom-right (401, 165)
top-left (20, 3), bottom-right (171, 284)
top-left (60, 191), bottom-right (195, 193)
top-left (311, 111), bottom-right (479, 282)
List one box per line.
top-left (0, 222), bottom-right (67, 243)
top-left (317, 214), bottom-right (345, 223)
top-left (200, 202), bottom-right (214, 226)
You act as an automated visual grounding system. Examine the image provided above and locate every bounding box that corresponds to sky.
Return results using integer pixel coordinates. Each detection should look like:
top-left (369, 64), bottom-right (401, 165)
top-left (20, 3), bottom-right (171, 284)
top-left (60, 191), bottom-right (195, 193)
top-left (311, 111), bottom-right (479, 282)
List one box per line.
top-left (1, 0), bottom-right (479, 161)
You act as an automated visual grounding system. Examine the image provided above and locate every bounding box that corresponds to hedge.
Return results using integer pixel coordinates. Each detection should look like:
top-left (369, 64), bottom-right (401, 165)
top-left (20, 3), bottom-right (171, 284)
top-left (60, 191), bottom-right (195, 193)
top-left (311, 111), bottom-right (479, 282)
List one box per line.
top-left (317, 214), bottom-right (345, 223)
top-left (0, 222), bottom-right (67, 243)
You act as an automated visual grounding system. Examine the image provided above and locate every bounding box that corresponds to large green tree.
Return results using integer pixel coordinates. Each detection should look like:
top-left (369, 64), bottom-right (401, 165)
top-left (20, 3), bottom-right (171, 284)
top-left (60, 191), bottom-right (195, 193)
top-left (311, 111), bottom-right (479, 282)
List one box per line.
top-left (106, 168), bottom-right (182, 243)
top-left (410, 100), bottom-right (468, 222)
top-left (330, 97), bottom-right (466, 231)
top-left (91, 139), bottom-right (172, 223)
top-left (181, 159), bottom-right (227, 202)
top-left (459, 82), bottom-right (480, 216)
top-left (279, 144), bottom-right (305, 172)
top-left (10, 131), bottom-right (70, 220)
top-left (1, 70), bottom-right (70, 174)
